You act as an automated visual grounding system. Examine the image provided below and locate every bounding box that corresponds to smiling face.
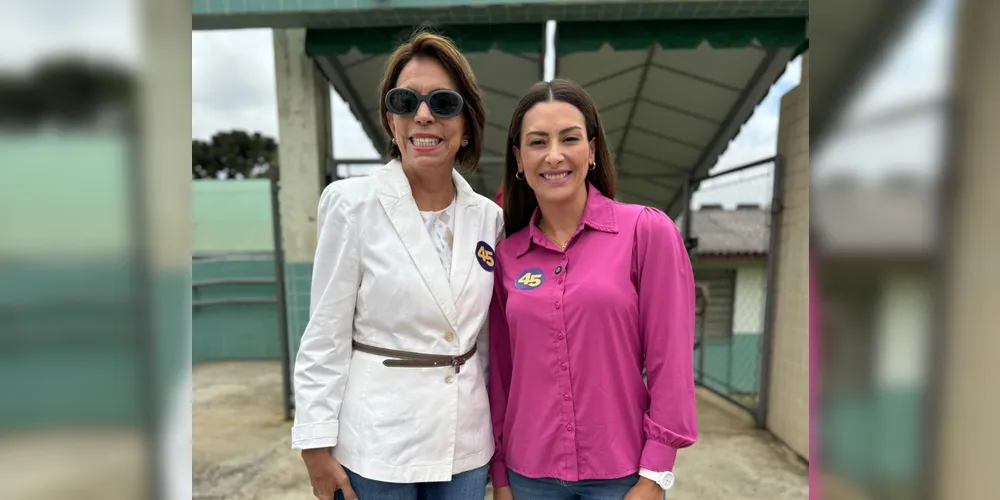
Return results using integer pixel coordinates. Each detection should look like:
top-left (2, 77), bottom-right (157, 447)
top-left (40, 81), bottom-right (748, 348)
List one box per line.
top-left (386, 55), bottom-right (467, 174)
top-left (514, 100), bottom-right (595, 206)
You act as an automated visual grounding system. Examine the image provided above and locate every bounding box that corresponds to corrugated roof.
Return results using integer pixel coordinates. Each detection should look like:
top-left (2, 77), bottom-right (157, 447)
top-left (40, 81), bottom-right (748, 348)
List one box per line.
top-left (812, 175), bottom-right (936, 258)
top-left (675, 205), bottom-right (770, 257)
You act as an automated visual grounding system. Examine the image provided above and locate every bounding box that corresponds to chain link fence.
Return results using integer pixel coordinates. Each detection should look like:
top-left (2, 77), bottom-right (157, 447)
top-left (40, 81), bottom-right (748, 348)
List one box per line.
top-left (694, 269), bottom-right (768, 409)
top-left (684, 156), bottom-right (780, 423)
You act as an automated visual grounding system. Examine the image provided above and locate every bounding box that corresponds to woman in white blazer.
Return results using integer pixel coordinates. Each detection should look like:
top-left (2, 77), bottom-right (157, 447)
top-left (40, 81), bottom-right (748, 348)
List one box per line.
top-left (292, 30), bottom-right (503, 500)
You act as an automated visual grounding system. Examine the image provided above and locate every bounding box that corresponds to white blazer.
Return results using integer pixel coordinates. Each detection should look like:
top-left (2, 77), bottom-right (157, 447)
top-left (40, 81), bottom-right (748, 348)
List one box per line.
top-left (291, 159), bottom-right (504, 484)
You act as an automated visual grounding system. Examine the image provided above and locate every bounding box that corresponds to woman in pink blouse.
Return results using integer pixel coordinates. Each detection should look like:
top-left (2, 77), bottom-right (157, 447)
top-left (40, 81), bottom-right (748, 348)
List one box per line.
top-left (488, 79), bottom-right (698, 500)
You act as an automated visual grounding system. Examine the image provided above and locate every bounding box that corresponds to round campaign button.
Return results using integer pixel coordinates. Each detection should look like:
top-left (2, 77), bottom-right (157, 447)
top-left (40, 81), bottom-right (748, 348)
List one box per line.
top-left (475, 241), bottom-right (496, 272)
top-left (514, 268), bottom-right (545, 290)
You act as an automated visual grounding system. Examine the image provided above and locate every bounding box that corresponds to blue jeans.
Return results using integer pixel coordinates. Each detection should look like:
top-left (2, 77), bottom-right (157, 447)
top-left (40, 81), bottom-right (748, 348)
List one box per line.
top-left (333, 465), bottom-right (488, 500)
top-left (506, 469), bottom-right (641, 500)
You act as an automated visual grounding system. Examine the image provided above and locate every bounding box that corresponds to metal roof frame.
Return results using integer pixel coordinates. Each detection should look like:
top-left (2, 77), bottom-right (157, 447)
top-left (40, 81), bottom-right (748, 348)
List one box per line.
top-left (554, 18), bottom-right (805, 215)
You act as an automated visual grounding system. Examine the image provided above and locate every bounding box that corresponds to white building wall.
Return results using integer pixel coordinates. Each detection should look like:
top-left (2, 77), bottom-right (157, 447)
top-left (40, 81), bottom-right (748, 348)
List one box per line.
top-left (875, 273), bottom-right (931, 389)
top-left (733, 265), bottom-right (767, 334)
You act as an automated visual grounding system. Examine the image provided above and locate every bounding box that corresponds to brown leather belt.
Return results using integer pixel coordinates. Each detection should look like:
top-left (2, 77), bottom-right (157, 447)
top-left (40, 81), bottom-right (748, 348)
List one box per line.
top-left (352, 340), bottom-right (477, 374)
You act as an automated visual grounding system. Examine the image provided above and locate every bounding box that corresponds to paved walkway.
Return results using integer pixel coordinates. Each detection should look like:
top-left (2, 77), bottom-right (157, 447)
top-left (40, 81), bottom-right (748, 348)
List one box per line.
top-left (667, 389), bottom-right (808, 499)
top-left (193, 361), bottom-right (808, 499)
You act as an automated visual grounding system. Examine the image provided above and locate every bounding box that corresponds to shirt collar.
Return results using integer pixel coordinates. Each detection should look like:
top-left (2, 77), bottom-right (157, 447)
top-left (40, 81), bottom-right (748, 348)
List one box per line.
top-left (515, 182), bottom-right (618, 257)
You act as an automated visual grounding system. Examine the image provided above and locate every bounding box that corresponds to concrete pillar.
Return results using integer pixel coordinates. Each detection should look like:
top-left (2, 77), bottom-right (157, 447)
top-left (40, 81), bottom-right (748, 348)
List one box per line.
top-left (765, 52), bottom-right (810, 459)
top-left (934, 1), bottom-right (1000, 497)
top-left (145, 4), bottom-right (194, 500)
top-left (273, 29), bottom-right (332, 348)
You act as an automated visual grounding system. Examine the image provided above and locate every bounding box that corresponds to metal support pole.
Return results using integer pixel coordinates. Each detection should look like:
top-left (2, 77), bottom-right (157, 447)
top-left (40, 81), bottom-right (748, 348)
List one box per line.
top-left (269, 168), bottom-right (293, 422)
top-left (539, 22), bottom-right (547, 81)
top-left (551, 21), bottom-right (559, 80)
top-left (680, 176), bottom-right (706, 389)
top-left (681, 177), bottom-right (693, 250)
top-left (698, 318), bottom-right (706, 388)
top-left (694, 155), bottom-right (778, 183)
top-left (756, 156), bottom-right (783, 428)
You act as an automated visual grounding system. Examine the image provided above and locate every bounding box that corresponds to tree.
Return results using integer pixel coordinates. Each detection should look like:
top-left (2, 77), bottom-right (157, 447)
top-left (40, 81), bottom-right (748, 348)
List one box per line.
top-left (192, 130), bottom-right (279, 179)
top-left (0, 56), bottom-right (134, 130)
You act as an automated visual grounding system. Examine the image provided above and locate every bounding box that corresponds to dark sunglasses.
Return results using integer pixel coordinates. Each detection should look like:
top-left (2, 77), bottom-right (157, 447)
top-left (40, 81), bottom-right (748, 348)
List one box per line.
top-left (384, 88), bottom-right (465, 118)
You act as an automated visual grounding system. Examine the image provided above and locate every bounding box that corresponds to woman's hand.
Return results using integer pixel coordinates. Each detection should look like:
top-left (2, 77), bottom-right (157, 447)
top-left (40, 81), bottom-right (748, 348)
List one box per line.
top-left (493, 486), bottom-right (515, 500)
top-left (301, 448), bottom-right (357, 500)
top-left (623, 477), bottom-right (664, 500)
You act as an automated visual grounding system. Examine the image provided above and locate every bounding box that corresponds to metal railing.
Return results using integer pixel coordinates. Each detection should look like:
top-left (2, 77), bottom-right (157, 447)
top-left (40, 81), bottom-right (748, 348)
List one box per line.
top-left (191, 277), bottom-right (278, 308)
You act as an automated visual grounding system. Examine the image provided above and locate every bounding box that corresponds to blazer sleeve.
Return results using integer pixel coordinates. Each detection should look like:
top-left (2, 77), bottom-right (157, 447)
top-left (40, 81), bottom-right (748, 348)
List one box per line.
top-left (634, 207), bottom-right (698, 471)
top-left (290, 183), bottom-right (361, 450)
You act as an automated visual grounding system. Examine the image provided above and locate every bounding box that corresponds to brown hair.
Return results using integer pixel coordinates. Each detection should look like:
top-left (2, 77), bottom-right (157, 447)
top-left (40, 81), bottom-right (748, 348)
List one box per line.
top-left (502, 79), bottom-right (617, 236)
top-left (378, 29), bottom-right (485, 171)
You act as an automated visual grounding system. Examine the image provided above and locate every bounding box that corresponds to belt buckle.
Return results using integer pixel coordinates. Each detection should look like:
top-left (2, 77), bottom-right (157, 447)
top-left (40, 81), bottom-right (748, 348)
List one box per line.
top-left (452, 355), bottom-right (464, 374)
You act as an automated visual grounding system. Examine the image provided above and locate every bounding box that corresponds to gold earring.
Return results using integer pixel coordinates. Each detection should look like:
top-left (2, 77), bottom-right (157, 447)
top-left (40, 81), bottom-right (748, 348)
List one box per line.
top-left (515, 171), bottom-right (525, 180)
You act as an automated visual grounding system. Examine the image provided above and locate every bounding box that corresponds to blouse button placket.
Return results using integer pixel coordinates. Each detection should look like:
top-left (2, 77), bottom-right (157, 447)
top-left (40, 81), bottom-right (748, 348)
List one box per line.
top-left (552, 251), bottom-right (576, 451)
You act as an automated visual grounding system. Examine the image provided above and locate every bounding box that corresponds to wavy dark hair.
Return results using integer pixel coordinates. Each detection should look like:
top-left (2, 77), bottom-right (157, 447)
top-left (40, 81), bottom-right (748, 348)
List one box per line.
top-left (501, 79), bottom-right (617, 236)
top-left (378, 29), bottom-right (485, 171)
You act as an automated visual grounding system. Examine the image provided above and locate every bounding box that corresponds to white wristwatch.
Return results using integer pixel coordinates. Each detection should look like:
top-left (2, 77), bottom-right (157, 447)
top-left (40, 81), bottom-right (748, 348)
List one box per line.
top-left (638, 468), bottom-right (675, 490)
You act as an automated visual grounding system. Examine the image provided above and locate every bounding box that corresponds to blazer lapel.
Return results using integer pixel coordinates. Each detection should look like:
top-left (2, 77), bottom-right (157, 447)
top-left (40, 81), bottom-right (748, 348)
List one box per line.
top-left (377, 161), bottom-right (459, 331)
top-left (449, 172), bottom-right (483, 301)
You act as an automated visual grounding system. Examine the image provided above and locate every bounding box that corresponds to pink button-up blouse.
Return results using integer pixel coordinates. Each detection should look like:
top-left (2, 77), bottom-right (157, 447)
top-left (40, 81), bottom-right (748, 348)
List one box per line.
top-left (488, 183), bottom-right (698, 488)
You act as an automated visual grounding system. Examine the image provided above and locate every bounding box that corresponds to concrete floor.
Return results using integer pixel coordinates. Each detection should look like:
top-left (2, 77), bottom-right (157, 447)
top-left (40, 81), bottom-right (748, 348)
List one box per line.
top-left (193, 360), bottom-right (808, 499)
top-left (0, 429), bottom-right (146, 500)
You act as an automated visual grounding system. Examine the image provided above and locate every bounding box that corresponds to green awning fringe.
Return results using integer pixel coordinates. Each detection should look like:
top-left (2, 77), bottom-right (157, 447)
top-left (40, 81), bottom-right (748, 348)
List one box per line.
top-left (306, 23), bottom-right (545, 56)
top-left (556, 18), bottom-right (807, 53)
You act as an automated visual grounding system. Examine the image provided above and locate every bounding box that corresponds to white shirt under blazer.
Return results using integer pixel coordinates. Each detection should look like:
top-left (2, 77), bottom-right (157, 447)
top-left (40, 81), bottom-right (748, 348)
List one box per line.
top-left (291, 159), bottom-right (504, 484)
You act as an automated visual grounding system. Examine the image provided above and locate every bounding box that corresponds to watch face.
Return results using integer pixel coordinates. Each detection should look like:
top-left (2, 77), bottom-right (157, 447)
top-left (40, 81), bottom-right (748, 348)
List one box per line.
top-left (660, 471), bottom-right (675, 489)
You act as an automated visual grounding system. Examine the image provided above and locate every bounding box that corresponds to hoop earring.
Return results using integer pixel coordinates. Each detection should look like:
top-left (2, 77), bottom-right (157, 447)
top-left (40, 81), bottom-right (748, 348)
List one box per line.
top-left (589, 162), bottom-right (596, 171)
top-left (515, 171), bottom-right (525, 180)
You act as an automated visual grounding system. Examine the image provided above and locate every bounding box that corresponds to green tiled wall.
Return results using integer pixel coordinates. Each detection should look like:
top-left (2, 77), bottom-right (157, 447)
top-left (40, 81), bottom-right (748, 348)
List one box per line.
top-left (156, 269), bottom-right (192, 401)
top-left (192, 259), bottom-right (281, 363)
top-left (193, 258), bottom-right (275, 281)
top-left (693, 334), bottom-right (761, 395)
top-left (194, 303), bottom-right (282, 362)
top-left (823, 389), bottom-right (923, 487)
top-left (188, 259), bottom-right (311, 367)
top-left (1, 343), bottom-right (143, 429)
top-left (0, 263), bottom-right (184, 430)
top-left (284, 261), bottom-right (315, 362)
